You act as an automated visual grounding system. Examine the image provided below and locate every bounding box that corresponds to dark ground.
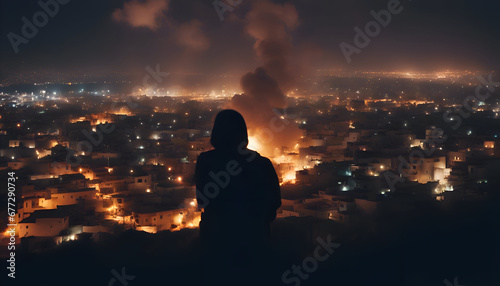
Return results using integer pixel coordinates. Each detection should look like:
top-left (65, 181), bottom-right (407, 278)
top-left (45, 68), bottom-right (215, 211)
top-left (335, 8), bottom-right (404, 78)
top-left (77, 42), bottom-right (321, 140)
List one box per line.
top-left (2, 192), bottom-right (500, 286)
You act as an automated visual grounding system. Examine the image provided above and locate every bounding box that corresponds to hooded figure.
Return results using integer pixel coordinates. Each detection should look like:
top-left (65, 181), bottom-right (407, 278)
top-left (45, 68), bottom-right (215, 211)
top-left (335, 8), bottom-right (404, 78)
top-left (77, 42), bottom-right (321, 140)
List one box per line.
top-left (195, 109), bottom-right (281, 286)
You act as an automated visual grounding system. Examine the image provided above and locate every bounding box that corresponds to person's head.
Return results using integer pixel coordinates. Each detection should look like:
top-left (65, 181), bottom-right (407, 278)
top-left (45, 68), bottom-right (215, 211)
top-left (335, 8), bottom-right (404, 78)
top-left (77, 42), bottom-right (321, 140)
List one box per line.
top-left (210, 109), bottom-right (248, 151)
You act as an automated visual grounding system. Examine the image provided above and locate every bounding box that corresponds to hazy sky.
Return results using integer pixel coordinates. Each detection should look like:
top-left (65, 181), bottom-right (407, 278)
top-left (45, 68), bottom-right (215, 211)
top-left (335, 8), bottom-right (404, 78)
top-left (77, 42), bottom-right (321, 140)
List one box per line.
top-left (1, 0), bottom-right (499, 77)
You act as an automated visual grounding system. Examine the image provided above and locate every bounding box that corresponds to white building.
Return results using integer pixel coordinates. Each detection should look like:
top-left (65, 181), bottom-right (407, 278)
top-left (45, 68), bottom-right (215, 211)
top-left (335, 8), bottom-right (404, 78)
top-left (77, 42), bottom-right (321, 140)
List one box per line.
top-left (18, 207), bottom-right (70, 237)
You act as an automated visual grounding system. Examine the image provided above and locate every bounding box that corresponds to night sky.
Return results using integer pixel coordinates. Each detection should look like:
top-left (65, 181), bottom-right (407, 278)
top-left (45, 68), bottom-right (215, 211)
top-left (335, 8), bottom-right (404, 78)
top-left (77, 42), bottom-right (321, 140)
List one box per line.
top-left (1, 0), bottom-right (499, 77)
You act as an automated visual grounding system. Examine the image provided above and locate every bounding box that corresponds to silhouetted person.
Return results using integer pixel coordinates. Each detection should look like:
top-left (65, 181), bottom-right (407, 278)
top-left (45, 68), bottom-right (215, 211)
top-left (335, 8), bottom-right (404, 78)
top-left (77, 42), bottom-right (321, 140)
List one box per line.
top-left (196, 109), bottom-right (281, 286)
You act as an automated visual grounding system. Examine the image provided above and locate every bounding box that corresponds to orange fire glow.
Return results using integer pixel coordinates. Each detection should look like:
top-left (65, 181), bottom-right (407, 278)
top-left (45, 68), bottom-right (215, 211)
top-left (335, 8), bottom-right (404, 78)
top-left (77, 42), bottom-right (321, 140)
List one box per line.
top-left (281, 171), bottom-right (296, 185)
top-left (248, 135), bottom-right (305, 185)
top-left (247, 136), bottom-right (261, 152)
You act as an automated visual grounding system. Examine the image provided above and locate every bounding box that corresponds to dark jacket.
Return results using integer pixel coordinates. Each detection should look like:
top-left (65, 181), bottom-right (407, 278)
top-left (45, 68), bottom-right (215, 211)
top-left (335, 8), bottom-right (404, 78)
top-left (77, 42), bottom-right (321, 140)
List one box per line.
top-left (195, 148), bottom-right (281, 242)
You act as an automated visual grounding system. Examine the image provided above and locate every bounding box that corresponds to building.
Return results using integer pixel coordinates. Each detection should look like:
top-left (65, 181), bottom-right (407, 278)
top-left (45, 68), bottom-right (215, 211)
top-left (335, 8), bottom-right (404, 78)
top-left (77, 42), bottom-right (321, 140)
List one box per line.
top-left (18, 207), bottom-right (71, 237)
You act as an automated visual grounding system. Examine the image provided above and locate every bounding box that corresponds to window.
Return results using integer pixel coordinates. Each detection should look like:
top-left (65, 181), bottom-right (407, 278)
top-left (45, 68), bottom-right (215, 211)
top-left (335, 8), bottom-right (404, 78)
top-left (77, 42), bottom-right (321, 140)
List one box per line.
top-left (138, 179), bottom-right (143, 183)
top-left (26, 226), bottom-right (28, 229)
top-left (145, 218), bottom-right (148, 222)
top-left (160, 215), bottom-right (163, 219)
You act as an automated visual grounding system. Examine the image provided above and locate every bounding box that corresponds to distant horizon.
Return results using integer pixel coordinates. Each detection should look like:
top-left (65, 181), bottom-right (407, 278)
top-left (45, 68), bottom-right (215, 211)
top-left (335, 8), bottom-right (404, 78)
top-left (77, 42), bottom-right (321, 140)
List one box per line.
top-left (2, 67), bottom-right (495, 87)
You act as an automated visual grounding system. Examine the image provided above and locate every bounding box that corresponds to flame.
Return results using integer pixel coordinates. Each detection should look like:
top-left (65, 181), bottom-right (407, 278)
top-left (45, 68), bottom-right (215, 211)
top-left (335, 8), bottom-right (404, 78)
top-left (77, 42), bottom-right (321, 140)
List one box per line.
top-left (249, 135), bottom-right (305, 185)
top-left (281, 171), bottom-right (296, 185)
top-left (186, 214), bottom-right (201, 229)
top-left (247, 136), bottom-right (262, 152)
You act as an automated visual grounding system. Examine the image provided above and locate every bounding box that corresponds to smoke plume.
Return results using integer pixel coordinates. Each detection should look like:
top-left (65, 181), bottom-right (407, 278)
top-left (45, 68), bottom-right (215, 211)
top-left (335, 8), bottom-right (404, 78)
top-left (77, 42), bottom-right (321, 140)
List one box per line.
top-left (245, 0), bottom-right (299, 92)
top-left (112, 0), bottom-right (169, 30)
top-left (229, 0), bottom-right (301, 157)
top-left (173, 19), bottom-right (210, 51)
top-left (112, 0), bottom-right (210, 50)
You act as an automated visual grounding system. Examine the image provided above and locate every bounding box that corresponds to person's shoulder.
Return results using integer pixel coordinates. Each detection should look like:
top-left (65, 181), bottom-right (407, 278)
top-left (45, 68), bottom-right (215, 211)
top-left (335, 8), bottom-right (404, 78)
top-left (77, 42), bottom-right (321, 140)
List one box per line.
top-left (250, 151), bottom-right (273, 165)
top-left (197, 150), bottom-right (216, 161)
top-left (200, 150), bottom-right (216, 156)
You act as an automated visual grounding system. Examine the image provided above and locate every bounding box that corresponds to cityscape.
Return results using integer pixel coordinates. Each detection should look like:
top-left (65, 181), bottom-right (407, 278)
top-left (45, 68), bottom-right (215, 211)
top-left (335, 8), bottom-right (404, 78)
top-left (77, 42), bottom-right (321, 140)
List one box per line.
top-left (1, 0), bottom-right (500, 285)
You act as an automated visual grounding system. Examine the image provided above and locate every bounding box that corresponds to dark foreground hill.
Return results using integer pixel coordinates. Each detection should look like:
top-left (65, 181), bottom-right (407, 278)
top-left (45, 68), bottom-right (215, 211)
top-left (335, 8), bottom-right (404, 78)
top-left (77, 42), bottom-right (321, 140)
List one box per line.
top-left (4, 196), bottom-right (500, 286)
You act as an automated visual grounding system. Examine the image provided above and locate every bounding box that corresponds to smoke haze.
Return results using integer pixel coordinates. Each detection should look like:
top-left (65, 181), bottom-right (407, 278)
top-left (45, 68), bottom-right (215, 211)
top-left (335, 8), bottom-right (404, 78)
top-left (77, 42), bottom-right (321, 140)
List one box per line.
top-left (112, 0), bottom-right (169, 30)
top-left (230, 0), bottom-right (301, 156)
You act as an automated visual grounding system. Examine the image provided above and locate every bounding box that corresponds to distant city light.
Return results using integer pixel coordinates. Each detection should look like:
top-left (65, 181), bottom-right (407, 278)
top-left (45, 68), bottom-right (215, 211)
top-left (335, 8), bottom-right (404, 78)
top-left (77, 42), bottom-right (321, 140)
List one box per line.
top-left (2, 64), bottom-right (496, 259)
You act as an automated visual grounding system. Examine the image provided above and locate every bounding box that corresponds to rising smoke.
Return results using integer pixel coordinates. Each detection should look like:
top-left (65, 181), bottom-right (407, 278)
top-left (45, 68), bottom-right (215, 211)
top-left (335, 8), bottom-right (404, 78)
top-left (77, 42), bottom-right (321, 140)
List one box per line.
top-left (112, 0), bottom-right (210, 51)
top-left (112, 0), bottom-right (169, 30)
top-left (229, 0), bottom-right (301, 157)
